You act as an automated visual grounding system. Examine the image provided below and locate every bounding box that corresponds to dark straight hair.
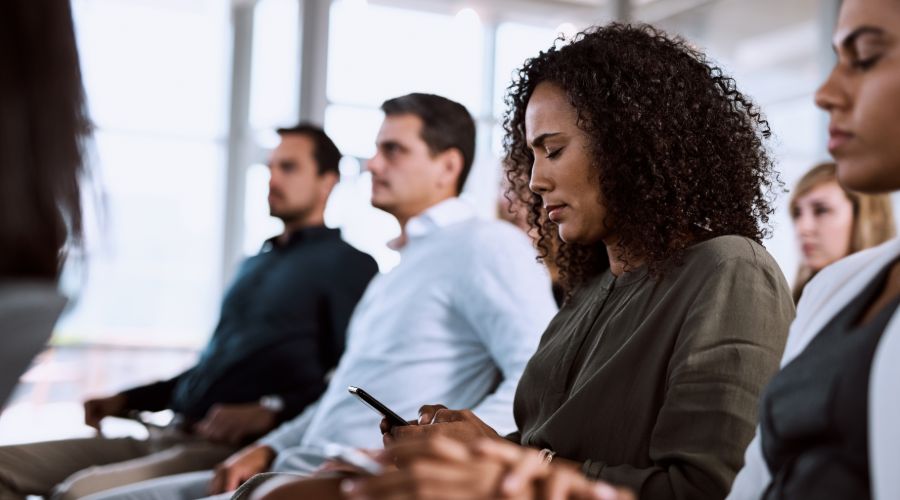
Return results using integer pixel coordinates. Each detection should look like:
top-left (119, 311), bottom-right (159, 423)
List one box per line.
top-left (381, 93), bottom-right (476, 194)
top-left (276, 123), bottom-right (342, 179)
top-left (0, 1), bottom-right (91, 280)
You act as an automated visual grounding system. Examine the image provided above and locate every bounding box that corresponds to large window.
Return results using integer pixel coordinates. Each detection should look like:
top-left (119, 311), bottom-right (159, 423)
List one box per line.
top-left (491, 22), bottom-right (560, 157)
top-left (59, 0), bottom-right (231, 347)
top-left (654, 0), bottom-right (824, 282)
top-left (242, 2), bottom-right (583, 273)
top-left (59, 0), bottom-right (835, 346)
top-left (243, 0), bottom-right (302, 256)
top-left (318, 0), bottom-right (489, 271)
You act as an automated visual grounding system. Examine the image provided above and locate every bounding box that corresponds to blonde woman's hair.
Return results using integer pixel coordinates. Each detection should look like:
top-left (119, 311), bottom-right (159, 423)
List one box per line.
top-left (791, 162), bottom-right (896, 302)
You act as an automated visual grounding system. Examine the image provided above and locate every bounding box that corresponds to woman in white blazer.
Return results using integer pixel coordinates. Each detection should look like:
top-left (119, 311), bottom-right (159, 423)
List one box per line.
top-left (728, 0), bottom-right (900, 498)
top-left (728, 240), bottom-right (900, 499)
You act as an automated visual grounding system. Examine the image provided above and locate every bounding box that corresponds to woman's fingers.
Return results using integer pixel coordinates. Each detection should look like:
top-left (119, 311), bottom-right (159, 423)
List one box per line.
top-left (473, 439), bottom-right (549, 496)
top-left (389, 434), bottom-right (471, 465)
top-left (417, 404), bottom-right (448, 424)
top-left (343, 458), bottom-right (497, 500)
top-left (500, 449), bottom-right (547, 496)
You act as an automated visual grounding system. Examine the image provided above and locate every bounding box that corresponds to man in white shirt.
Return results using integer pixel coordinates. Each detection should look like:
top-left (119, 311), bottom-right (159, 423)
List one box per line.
top-left (89, 93), bottom-right (557, 500)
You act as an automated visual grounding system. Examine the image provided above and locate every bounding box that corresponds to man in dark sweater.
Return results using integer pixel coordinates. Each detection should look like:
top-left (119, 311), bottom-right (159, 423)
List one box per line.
top-left (0, 124), bottom-right (378, 500)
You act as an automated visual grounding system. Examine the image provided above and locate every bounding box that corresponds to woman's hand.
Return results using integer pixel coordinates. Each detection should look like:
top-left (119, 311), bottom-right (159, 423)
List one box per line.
top-left (381, 404), bottom-right (500, 447)
top-left (475, 439), bottom-right (635, 500)
top-left (343, 435), bottom-right (514, 500)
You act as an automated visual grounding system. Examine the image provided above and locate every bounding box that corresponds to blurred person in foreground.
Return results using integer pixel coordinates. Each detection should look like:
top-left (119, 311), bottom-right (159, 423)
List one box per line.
top-left (0, 2), bottom-right (90, 407)
top-left (248, 23), bottom-right (794, 500)
top-left (728, 0), bottom-right (900, 498)
top-left (790, 161), bottom-right (894, 302)
top-left (83, 93), bottom-right (556, 500)
top-left (0, 125), bottom-right (379, 499)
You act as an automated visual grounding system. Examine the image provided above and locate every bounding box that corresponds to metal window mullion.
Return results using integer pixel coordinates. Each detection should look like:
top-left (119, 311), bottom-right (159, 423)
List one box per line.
top-left (221, 1), bottom-right (256, 289)
top-left (299, 0), bottom-right (332, 124)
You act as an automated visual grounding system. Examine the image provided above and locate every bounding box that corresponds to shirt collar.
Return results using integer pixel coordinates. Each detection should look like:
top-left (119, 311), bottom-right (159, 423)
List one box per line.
top-left (388, 198), bottom-right (476, 250)
top-left (262, 225), bottom-right (339, 252)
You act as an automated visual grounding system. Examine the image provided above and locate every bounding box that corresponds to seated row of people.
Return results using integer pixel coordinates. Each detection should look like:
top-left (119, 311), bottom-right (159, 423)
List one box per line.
top-left (236, 21), bottom-right (795, 500)
top-left (0, 92), bottom-right (558, 499)
top-left (242, 5), bottom-right (900, 499)
top-left (342, 4), bottom-right (897, 498)
top-left (2, 0), bottom-right (898, 498)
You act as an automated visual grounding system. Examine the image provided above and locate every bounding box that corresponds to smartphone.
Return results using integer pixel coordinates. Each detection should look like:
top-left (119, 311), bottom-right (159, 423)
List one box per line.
top-left (347, 386), bottom-right (409, 429)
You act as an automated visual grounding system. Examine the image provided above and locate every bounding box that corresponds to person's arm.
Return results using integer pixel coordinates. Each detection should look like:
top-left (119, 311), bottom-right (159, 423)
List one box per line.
top-left (581, 254), bottom-right (793, 500)
top-left (266, 386), bottom-right (328, 425)
top-left (257, 399), bottom-right (320, 454)
top-left (454, 226), bottom-right (557, 434)
top-left (117, 370), bottom-right (189, 411)
top-left (82, 369), bottom-right (190, 429)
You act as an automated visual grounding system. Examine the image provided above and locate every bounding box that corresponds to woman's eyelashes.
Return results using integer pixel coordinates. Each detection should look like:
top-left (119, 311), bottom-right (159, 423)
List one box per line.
top-left (852, 55), bottom-right (881, 70)
top-left (545, 146), bottom-right (564, 159)
top-left (791, 205), bottom-right (834, 219)
top-left (850, 39), bottom-right (887, 70)
top-left (813, 206), bottom-right (833, 216)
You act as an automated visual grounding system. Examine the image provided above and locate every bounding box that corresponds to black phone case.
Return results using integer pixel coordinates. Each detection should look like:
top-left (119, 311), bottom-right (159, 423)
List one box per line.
top-left (348, 386), bottom-right (409, 427)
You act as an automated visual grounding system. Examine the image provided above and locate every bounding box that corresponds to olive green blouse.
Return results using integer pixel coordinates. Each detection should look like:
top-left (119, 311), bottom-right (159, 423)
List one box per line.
top-left (509, 235), bottom-right (794, 500)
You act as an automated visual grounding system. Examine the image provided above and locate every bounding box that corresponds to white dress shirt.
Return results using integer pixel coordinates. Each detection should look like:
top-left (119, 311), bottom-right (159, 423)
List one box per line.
top-left (259, 198), bottom-right (558, 471)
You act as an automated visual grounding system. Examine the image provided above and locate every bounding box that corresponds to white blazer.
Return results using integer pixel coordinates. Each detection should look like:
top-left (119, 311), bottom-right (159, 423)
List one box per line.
top-left (728, 237), bottom-right (900, 500)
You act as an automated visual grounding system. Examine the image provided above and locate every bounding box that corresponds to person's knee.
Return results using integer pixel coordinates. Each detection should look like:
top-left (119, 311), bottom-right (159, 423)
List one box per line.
top-left (0, 480), bottom-right (28, 500)
top-left (0, 466), bottom-right (17, 494)
top-left (0, 447), bottom-right (38, 498)
top-left (49, 466), bottom-right (108, 500)
top-left (48, 487), bottom-right (78, 500)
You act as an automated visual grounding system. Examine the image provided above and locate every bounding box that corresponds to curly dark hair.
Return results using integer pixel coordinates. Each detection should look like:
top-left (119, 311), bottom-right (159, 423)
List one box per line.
top-left (503, 23), bottom-right (779, 295)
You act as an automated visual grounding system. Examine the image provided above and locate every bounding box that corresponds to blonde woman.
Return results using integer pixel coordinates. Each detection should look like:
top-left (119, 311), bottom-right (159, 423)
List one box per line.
top-left (791, 162), bottom-right (895, 302)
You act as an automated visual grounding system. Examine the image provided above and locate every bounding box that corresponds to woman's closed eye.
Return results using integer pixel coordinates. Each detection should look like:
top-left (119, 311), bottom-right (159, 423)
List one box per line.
top-left (545, 146), bottom-right (564, 159)
top-left (848, 33), bottom-right (888, 71)
top-left (851, 54), bottom-right (882, 70)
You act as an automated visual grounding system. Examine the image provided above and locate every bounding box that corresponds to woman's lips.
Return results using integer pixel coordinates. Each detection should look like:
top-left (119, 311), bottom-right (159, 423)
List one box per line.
top-left (546, 204), bottom-right (566, 221)
top-left (827, 127), bottom-right (854, 153)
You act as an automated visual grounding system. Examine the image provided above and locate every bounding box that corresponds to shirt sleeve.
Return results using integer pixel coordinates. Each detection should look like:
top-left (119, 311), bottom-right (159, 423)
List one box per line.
top-left (257, 399), bottom-right (320, 453)
top-left (271, 386), bottom-right (331, 425)
top-left (455, 225), bottom-right (558, 435)
top-left (582, 255), bottom-right (793, 500)
top-left (119, 370), bottom-right (188, 412)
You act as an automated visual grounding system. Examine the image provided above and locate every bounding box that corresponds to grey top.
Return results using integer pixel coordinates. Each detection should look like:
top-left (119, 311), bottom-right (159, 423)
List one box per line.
top-left (511, 235), bottom-right (795, 500)
top-left (0, 281), bottom-right (67, 408)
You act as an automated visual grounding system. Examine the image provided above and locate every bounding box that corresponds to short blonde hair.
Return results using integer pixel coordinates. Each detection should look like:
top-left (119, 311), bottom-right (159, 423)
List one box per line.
top-left (791, 162), bottom-right (896, 302)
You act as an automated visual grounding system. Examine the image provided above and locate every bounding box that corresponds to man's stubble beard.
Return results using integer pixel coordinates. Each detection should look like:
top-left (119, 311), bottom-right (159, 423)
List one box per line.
top-left (272, 204), bottom-right (314, 227)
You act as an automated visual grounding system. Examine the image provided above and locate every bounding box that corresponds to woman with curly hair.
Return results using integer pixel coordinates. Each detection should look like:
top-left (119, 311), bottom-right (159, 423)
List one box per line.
top-left (252, 23), bottom-right (795, 500)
